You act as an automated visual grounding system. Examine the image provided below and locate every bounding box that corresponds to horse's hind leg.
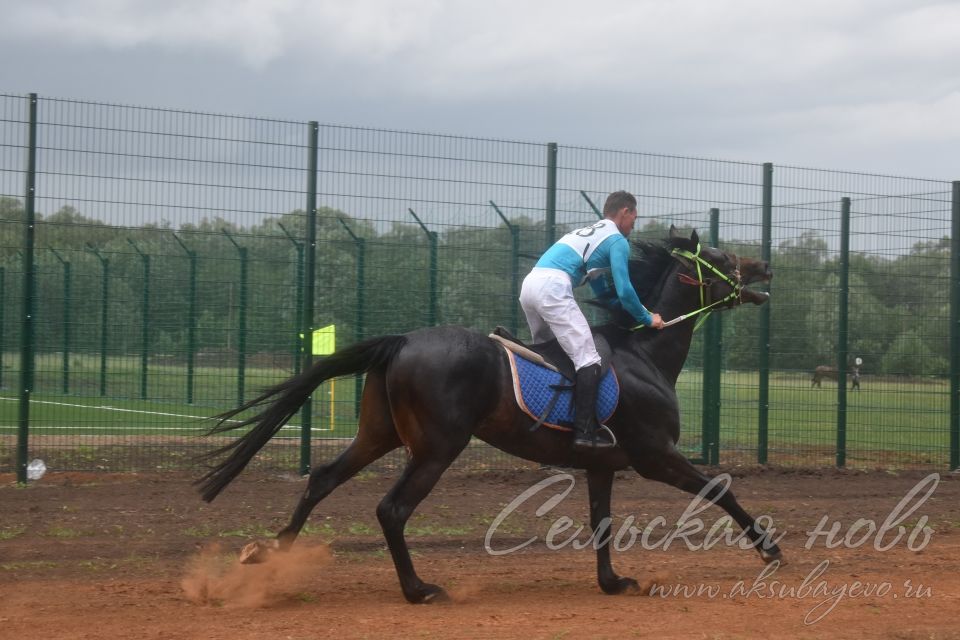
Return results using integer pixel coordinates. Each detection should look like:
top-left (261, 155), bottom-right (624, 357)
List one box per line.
top-left (282, 371), bottom-right (402, 542)
top-left (377, 457), bottom-right (462, 604)
top-left (377, 442), bottom-right (469, 604)
top-left (632, 445), bottom-right (783, 564)
top-left (587, 468), bottom-right (639, 595)
top-left (276, 433), bottom-right (400, 547)
top-left (242, 371), bottom-right (401, 562)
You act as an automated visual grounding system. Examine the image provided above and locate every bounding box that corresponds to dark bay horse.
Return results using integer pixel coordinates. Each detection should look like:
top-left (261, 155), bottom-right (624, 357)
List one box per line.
top-left (812, 365), bottom-right (861, 390)
top-left (196, 227), bottom-right (781, 603)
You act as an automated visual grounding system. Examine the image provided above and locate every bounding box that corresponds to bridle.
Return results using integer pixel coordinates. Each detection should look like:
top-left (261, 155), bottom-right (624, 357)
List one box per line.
top-left (644, 243), bottom-right (743, 330)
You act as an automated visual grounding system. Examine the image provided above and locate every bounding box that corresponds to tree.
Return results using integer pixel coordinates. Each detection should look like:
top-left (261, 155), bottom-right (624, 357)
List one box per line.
top-left (881, 330), bottom-right (947, 377)
top-left (768, 231), bottom-right (830, 370)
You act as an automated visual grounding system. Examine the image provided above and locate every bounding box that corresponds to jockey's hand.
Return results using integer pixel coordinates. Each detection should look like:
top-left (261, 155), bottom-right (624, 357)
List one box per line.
top-left (629, 313), bottom-right (665, 331)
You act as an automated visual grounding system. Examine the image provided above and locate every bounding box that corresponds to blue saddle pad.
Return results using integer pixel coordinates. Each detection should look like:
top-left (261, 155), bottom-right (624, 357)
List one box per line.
top-left (505, 350), bottom-right (619, 430)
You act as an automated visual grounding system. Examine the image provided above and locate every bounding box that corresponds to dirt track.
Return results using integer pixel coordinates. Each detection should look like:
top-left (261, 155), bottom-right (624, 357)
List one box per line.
top-left (2, 467), bottom-right (959, 639)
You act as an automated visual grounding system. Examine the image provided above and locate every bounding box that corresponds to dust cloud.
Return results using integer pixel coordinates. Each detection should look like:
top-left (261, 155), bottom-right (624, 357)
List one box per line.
top-left (181, 542), bottom-right (332, 608)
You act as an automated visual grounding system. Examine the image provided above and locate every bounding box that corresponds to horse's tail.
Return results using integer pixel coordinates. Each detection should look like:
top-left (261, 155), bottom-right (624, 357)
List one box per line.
top-left (195, 334), bottom-right (407, 502)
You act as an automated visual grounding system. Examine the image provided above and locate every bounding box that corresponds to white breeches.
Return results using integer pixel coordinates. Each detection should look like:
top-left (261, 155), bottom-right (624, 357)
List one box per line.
top-left (519, 268), bottom-right (602, 371)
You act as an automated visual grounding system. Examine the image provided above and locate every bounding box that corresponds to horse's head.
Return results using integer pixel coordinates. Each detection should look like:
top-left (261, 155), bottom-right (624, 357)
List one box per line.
top-left (666, 226), bottom-right (772, 310)
top-left (607, 228), bottom-right (772, 330)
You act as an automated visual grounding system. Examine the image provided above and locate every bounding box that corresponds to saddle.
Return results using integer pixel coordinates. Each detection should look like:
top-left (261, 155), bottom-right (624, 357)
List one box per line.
top-left (489, 326), bottom-right (619, 432)
top-left (489, 326), bottom-right (614, 381)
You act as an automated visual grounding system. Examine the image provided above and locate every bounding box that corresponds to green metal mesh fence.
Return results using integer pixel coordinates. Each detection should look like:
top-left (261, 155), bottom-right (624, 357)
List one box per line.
top-left (766, 169), bottom-right (953, 468)
top-left (1, 94), bottom-right (957, 475)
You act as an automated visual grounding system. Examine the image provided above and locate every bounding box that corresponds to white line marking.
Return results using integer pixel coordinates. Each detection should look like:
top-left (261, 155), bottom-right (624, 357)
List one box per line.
top-left (0, 397), bottom-right (335, 432)
top-left (0, 396), bottom-right (215, 420)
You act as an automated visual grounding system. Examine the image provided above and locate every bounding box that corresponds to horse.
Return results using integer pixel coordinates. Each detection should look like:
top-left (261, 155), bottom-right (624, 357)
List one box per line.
top-left (195, 227), bottom-right (781, 604)
top-left (811, 365), bottom-right (861, 390)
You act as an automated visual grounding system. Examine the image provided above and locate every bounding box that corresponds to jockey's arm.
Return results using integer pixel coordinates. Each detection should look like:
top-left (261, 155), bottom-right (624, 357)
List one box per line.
top-left (607, 238), bottom-right (654, 327)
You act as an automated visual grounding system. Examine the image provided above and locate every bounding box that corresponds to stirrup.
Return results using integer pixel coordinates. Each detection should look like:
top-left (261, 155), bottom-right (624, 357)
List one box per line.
top-left (573, 424), bottom-right (617, 450)
top-left (598, 424), bottom-right (617, 447)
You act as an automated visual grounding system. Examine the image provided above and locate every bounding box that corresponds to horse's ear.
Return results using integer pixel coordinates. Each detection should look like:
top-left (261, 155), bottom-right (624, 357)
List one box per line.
top-left (690, 229), bottom-right (700, 245)
top-left (669, 225), bottom-right (681, 239)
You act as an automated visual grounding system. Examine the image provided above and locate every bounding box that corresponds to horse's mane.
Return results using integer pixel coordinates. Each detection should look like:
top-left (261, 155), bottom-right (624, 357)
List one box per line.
top-left (627, 237), bottom-right (686, 302)
top-left (596, 235), bottom-right (690, 331)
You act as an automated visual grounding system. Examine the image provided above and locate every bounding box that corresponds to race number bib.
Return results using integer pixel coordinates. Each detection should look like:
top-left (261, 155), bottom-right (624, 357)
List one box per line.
top-left (556, 220), bottom-right (620, 264)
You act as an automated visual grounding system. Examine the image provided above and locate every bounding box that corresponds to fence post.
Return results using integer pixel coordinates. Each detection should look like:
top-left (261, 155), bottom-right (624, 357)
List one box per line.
top-left (278, 223), bottom-right (304, 376)
top-left (222, 230), bottom-right (248, 406)
top-left (127, 240), bottom-right (150, 400)
top-left (0, 267), bottom-right (5, 390)
top-left (17, 93), bottom-right (38, 484)
top-left (85, 244), bottom-right (109, 397)
top-left (336, 216), bottom-right (366, 418)
top-left (172, 234), bottom-right (197, 404)
top-left (950, 181), bottom-right (960, 471)
top-left (50, 249), bottom-right (72, 394)
top-left (490, 201), bottom-right (520, 335)
top-left (703, 208), bottom-right (722, 465)
top-left (545, 143), bottom-right (558, 248)
top-left (300, 121), bottom-right (319, 476)
top-left (757, 163), bottom-right (773, 464)
top-left (579, 191), bottom-right (603, 219)
top-left (354, 238), bottom-right (365, 412)
top-left (837, 197), bottom-right (851, 468)
top-left (408, 208), bottom-right (438, 326)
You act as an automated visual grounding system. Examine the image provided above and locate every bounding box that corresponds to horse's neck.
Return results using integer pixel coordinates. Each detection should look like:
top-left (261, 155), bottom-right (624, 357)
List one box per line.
top-left (632, 270), bottom-right (700, 384)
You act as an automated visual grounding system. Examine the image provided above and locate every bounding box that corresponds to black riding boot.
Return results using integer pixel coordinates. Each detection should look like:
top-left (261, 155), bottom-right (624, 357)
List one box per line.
top-left (572, 363), bottom-right (615, 450)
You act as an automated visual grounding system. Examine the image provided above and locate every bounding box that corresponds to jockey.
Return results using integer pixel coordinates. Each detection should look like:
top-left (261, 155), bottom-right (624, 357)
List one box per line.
top-left (519, 190), bottom-right (664, 450)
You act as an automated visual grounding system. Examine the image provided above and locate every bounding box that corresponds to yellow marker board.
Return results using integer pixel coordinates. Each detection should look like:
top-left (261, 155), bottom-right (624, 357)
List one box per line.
top-left (297, 325), bottom-right (337, 431)
top-left (313, 324), bottom-right (336, 356)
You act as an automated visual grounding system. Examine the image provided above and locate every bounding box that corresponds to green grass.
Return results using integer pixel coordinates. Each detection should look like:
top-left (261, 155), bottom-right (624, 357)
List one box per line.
top-left (1, 560), bottom-right (60, 571)
top-left (346, 522), bottom-right (376, 536)
top-left (405, 523), bottom-right (474, 537)
top-left (3, 352), bottom-right (309, 406)
top-left (1, 353), bottom-right (953, 465)
top-left (301, 522), bottom-right (338, 539)
top-left (0, 354), bottom-right (360, 438)
top-left (0, 526), bottom-right (26, 540)
top-left (674, 370), bottom-right (950, 459)
top-left (181, 524), bottom-right (275, 539)
top-left (44, 525), bottom-right (86, 538)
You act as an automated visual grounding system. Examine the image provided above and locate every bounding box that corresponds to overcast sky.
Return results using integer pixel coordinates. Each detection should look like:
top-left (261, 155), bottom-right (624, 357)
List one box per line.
top-left (2, 0), bottom-right (958, 180)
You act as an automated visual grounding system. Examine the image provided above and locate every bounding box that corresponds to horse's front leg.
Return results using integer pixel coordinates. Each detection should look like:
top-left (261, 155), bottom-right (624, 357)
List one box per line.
top-left (586, 468), bottom-right (639, 594)
top-left (632, 444), bottom-right (784, 565)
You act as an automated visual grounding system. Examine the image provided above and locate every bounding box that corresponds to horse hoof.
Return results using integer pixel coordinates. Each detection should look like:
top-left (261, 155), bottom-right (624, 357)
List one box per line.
top-left (760, 548), bottom-right (786, 567)
top-left (601, 576), bottom-right (639, 595)
top-left (408, 584), bottom-right (449, 604)
top-left (422, 588), bottom-right (449, 604)
top-left (239, 539), bottom-right (280, 564)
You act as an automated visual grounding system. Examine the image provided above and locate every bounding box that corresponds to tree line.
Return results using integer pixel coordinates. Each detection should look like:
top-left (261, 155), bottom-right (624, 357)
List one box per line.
top-left (0, 196), bottom-right (948, 377)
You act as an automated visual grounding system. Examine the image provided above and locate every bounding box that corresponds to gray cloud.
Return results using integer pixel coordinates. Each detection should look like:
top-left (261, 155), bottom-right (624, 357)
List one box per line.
top-left (2, 0), bottom-right (958, 178)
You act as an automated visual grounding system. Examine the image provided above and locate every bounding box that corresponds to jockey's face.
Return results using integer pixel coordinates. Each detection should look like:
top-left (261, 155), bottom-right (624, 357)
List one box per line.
top-left (613, 206), bottom-right (638, 236)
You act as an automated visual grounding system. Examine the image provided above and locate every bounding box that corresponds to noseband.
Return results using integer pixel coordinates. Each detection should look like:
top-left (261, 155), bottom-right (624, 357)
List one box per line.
top-left (664, 243), bottom-right (743, 330)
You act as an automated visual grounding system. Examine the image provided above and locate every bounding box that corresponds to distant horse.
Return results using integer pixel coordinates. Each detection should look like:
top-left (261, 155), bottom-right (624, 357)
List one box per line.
top-left (196, 227), bottom-right (781, 604)
top-left (811, 365), bottom-right (861, 390)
